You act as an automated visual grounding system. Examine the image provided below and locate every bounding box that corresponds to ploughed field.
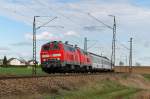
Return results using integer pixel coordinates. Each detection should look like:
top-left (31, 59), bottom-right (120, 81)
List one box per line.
top-left (114, 66), bottom-right (150, 74)
top-left (0, 73), bottom-right (150, 99)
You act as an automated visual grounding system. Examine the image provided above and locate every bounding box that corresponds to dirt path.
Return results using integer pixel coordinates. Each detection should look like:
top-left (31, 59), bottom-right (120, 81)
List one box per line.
top-left (0, 75), bottom-right (107, 97)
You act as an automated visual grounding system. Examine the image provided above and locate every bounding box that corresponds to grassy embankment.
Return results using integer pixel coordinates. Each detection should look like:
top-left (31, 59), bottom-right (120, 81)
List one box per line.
top-left (143, 74), bottom-right (150, 81)
top-left (44, 79), bottom-right (141, 99)
top-left (0, 66), bottom-right (46, 76)
top-left (0, 66), bottom-right (150, 99)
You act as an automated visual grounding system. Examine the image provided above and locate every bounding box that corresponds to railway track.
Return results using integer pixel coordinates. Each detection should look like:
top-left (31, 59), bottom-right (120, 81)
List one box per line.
top-left (0, 72), bottom-right (115, 80)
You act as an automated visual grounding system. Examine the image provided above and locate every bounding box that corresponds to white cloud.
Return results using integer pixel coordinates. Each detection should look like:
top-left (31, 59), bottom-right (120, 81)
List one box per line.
top-left (25, 31), bottom-right (62, 40)
top-left (64, 31), bottom-right (80, 37)
top-left (25, 31), bottom-right (80, 41)
top-left (0, 47), bottom-right (10, 51)
top-left (11, 42), bottom-right (32, 46)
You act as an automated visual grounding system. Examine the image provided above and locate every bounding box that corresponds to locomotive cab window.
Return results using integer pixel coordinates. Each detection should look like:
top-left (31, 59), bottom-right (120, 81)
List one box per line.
top-left (42, 45), bottom-right (50, 51)
top-left (64, 45), bottom-right (75, 52)
top-left (42, 42), bottom-right (61, 51)
top-left (51, 42), bottom-right (60, 50)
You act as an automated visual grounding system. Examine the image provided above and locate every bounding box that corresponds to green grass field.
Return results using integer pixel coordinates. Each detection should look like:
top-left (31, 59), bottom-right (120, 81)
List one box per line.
top-left (0, 66), bottom-right (46, 76)
top-left (143, 74), bottom-right (150, 81)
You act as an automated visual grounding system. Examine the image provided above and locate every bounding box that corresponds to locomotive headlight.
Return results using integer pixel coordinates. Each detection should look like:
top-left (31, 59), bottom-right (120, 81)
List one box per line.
top-left (42, 54), bottom-right (49, 58)
top-left (52, 53), bottom-right (61, 57)
top-left (43, 59), bottom-right (46, 61)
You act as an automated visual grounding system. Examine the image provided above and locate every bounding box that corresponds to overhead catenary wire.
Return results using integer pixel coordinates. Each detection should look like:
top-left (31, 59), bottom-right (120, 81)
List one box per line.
top-left (17, 1), bottom-right (40, 17)
top-left (0, 6), bottom-right (32, 21)
top-left (87, 41), bottom-right (98, 50)
top-left (21, 1), bottom-right (48, 16)
top-left (0, 1), bottom-right (61, 26)
top-left (0, 1), bottom-right (44, 25)
top-left (116, 40), bottom-right (129, 50)
top-left (36, 16), bottom-right (58, 29)
top-left (34, 0), bottom-right (82, 27)
top-left (34, 0), bottom-right (88, 45)
top-left (87, 13), bottom-right (113, 30)
top-left (87, 12), bottom-right (116, 69)
top-left (3, 1), bottom-right (122, 66)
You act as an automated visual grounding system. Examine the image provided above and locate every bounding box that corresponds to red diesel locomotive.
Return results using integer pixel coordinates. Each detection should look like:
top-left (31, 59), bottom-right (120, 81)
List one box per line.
top-left (40, 41), bottom-right (111, 73)
top-left (40, 41), bottom-right (92, 73)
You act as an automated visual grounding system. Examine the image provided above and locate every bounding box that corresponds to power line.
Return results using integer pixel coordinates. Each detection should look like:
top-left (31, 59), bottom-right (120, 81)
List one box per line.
top-left (83, 37), bottom-right (98, 51)
top-left (35, 0), bottom-right (82, 27)
top-left (116, 40), bottom-right (129, 50)
top-left (36, 16), bottom-right (57, 29)
top-left (19, 2), bottom-right (41, 17)
top-left (0, 5), bottom-right (32, 20)
top-left (87, 13), bottom-right (113, 29)
top-left (87, 41), bottom-right (98, 50)
top-left (88, 13), bottom-right (116, 70)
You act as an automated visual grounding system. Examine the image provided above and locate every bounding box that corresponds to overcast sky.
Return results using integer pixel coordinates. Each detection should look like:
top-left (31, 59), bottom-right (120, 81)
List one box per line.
top-left (0, 0), bottom-right (150, 65)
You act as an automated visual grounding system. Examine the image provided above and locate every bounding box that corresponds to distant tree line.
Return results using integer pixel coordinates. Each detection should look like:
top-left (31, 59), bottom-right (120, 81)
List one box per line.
top-left (3, 56), bottom-right (8, 66)
top-left (119, 61), bottom-right (124, 66)
top-left (119, 61), bottom-right (141, 66)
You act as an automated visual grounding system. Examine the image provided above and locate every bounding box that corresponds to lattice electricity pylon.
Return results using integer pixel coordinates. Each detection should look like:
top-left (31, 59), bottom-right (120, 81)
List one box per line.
top-left (111, 16), bottom-right (116, 69)
top-left (88, 13), bottom-right (116, 70)
top-left (32, 16), bottom-right (61, 75)
top-left (32, 16), bottom-right (36, 75)
top-left (129, 37), bottom-right (133, 73)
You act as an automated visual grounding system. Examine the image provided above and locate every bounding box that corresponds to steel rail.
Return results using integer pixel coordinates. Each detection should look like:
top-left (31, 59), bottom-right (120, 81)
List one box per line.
top-left (0, 72), bottom-right (115, 80)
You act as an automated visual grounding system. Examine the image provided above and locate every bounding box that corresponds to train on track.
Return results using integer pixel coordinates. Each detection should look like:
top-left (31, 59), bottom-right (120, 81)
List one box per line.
top-left (40, 41), bottom-right (112, 73)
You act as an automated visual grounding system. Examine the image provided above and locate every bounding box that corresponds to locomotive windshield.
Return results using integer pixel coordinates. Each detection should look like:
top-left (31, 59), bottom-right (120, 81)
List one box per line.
top-left (52, 41), bottom-right (60, 50)
top-left (42, 45), bottom-right (50, 51)
top-left (42, 41), bottom-right (60, 51)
